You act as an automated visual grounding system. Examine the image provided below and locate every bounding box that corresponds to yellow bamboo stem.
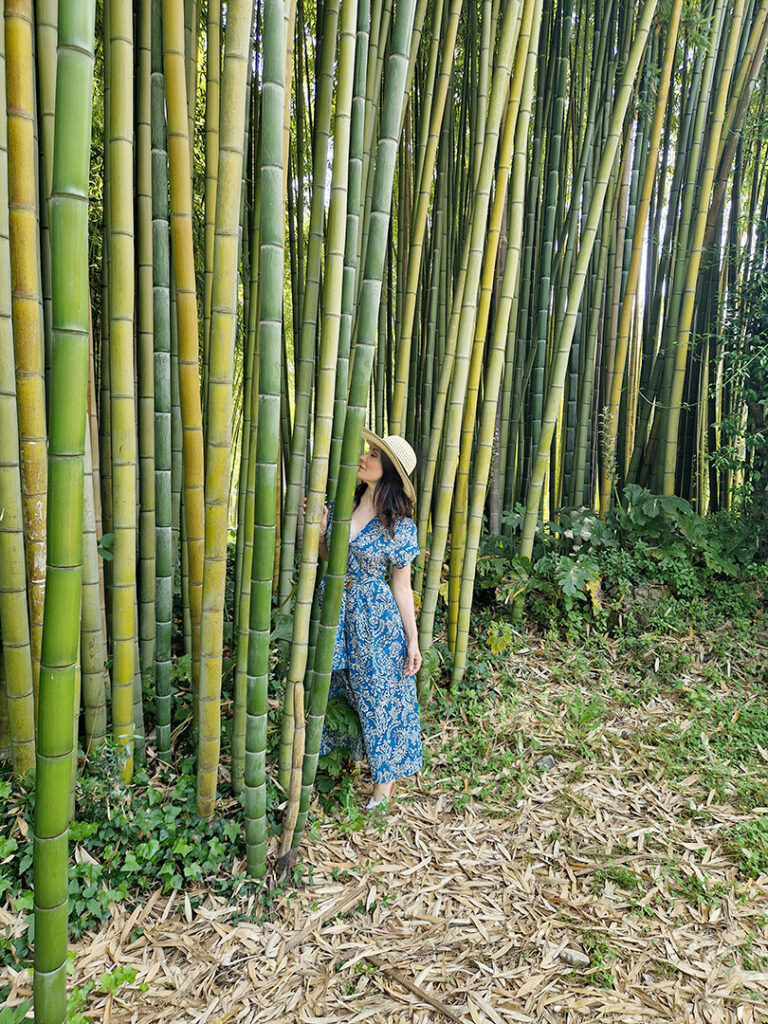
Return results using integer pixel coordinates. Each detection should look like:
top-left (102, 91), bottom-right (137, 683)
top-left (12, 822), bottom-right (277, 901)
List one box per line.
top-left (5, 0), bottom-right (47, 714)
top-left (163, 0), bottom-right (205, 688)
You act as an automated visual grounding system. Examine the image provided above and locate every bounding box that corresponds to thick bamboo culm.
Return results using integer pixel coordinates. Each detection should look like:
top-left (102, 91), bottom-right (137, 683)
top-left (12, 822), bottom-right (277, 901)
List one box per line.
top-left (33, 4), bottom-right (96, 1022)
top-left (6, 0), bottom-right (48, 716)
top-left (107, 0), bottom-right (137, 779)
top-left (0, 9), bottom-right (35, 778)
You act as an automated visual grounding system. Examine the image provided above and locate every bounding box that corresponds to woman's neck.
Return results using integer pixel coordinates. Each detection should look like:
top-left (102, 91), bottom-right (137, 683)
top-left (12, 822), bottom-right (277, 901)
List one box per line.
top-left (357, 485), bottom-right (377, 512)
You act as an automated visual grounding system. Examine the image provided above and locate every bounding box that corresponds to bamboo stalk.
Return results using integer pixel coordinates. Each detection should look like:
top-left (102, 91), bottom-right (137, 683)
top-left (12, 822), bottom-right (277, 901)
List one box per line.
top-left (197, 0), bottom-right (254, 820)
top-left (152, 0), bottom-right (174, 762)
top-left (34, 4), bottom-right (96, 1020)
top-left (600, 0), bottom-right (682, 512)
top-left (290, 0), bottom-right (419, 860)
top-left (107, 0), bottom-right (137, 779)
top-left (6, 0), bottom-right (48, 716)
top-left (163, 0), bottom-right (206, 692)
top-left (0, 8), bottom-right (35, 777)
top-left (418, 0), bottom-right (523, 659)
top-left (137, 0), bottom-right (157, 691)
top-left (451, 0), bottom-right (542, 688)
top-left (245, 0), bottom-right (286, 878)
top-left (662, 0), bottom-right (741, 493)
top-left (278, 0), bottom-right (341, 609)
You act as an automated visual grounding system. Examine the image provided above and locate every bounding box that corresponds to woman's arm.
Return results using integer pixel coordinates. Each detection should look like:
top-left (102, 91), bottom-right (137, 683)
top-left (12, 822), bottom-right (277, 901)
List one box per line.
top-left (318, 504), bottom-right (329, 560)
top-left (303, 498), bottom-right (329, 559)
top-left (391, 565), bottom-right (422, 677)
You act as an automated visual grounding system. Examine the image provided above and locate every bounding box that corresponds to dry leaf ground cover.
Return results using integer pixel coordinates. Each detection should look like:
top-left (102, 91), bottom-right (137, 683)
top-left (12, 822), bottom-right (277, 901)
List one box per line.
top-left (3, 623), bottom-right (768, 1024)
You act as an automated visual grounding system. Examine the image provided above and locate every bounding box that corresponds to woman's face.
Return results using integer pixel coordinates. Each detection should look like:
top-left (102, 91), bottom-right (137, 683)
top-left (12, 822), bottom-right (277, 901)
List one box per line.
top-left (357, 444), bottom-right (384, 485)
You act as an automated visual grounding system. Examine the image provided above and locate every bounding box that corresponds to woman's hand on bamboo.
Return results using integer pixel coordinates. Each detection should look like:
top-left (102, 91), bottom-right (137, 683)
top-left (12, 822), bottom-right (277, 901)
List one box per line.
top-left (302, 496), bottom-right (329, 536)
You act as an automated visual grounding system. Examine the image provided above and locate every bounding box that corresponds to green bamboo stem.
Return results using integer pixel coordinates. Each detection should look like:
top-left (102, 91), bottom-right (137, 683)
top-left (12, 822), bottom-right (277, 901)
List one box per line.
top-left (451, 0), bottom-right (542, 688)
top-left (107, 0), bottom-right (137, 780)
top-left (0, 658), bottom-right (10, 761)
top-left (80, 422), bottom-right (107, 754)
top-left (99, 0), bottom-right (113, 568)
top-left (163, 0), bottom-right (206, 691)
top-left (705, 6), bottom-right (768, 251)
top-left (530, 0), bottom-right (572, 456)
top-left (132, 626), bottom-right (145, 765)
top-left (662, 0), bottom-right (744, 493)
top-left (278, 0), bottom-right (341, 610)
top-left (203, 0), bottom-right (221, 378)
top-left (33, 3), bottom-right (96, 1020)
top-left (86, 328), bottom-right (108, 667)
top-left (231, 163), bottom-right (262, 796)
top-left (600, 0), bottom-right (682, 512)
top-left (447, 0), bottom-right (526, 650)
top-left (35, 0), bottom-right (57, 377)
top-left (196, 0), bottom-right (254, 820)
top-left (138, 0), bottom-right (157, 690)
top-left (389, 0), bottom-right (462, 435)
top-left (290, 0), bottom-right (419, 858)
top-left (327, 0), bottom-right (371, 500)
top-left (653, 11), bottom-right (722, 491)
top-left (244, 0), bottom-right (286, 878)
top-left (473, 0), bottom-right (492, 189)
top-left (185, 0), bottom-right (198, 155)
top-left (358, 0), bottom-right (393, 271)
top-left (152, 0), bottom-right (173, 762)
top-left (570, 181), bottom-right (617, 506)
top-left (170, 284), bottom-right (183, 580)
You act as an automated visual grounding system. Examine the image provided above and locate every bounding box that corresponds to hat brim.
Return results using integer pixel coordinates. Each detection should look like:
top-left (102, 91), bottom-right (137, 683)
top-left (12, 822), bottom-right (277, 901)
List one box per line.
top-left (361, 428), bottom-right (417, 504)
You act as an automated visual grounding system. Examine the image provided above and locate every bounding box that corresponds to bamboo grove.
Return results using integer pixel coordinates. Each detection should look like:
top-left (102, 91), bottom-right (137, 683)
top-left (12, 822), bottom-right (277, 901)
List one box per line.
top-left (1, 0), bottom-right (768, 1018)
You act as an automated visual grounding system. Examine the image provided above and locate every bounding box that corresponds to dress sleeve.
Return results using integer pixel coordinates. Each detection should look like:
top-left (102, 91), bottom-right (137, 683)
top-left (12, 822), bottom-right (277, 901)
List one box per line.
top-left (390, 517), bottom-right (419, 568)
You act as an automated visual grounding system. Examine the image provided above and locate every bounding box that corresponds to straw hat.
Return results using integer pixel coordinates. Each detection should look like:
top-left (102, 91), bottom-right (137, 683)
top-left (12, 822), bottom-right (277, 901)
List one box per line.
top-left (362, 429), bottom-right (417, 503)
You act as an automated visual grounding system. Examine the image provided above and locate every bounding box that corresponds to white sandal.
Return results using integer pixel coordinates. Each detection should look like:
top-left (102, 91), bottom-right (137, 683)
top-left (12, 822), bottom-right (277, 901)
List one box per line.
top-left (365, 796), bottom-right (389, 810)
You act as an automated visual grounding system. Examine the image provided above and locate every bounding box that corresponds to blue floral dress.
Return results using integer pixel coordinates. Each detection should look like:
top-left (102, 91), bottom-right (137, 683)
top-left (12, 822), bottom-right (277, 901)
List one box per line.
top-left (319, 503), bottom-right (423, 784)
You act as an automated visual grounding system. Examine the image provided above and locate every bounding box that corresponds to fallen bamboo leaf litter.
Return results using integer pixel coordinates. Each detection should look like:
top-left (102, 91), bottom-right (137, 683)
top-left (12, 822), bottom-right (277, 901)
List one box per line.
top-left (2, 632), bottom-right (768, 1022)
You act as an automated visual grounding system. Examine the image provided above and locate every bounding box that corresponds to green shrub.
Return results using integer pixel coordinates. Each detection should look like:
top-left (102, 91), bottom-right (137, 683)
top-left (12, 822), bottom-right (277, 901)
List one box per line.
top-left (482, 486), bottom-right (767, 633)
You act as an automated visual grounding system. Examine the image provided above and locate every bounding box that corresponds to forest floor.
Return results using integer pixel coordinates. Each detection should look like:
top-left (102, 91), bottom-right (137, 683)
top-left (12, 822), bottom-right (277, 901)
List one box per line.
top-left (3, 623), bottom-right (768, 1023)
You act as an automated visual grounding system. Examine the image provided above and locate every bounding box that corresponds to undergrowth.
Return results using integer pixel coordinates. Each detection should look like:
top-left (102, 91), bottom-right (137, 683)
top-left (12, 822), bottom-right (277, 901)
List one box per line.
top-left (475, 485), bottom-right (767, 635)
top-left (0, 748), bottom-right (287, 972)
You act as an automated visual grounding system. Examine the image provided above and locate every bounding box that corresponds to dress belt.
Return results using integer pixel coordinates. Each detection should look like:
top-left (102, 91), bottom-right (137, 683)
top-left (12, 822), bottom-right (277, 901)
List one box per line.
top-left (345, 575), bottom-right (385, 591)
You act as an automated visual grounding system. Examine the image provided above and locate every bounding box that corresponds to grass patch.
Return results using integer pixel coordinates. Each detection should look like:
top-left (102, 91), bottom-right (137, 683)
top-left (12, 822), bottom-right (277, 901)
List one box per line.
top-left (726, 818), bottom-right (768, 879)
top-left (641, 687), bottom-right (768, 811)
top-left (592, 864), bottom-right (642, 893)
top-left (669, 870), bottom-right (729, 908)
top-left (581, 933), bottom-right (617, 989)
top-left (423, 665), bottom-right (535, 811)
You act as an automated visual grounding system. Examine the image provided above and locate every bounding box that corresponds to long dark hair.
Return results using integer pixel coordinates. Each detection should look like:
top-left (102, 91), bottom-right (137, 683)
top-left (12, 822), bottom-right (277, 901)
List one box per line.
top-left (354, 451), bottom-right (413, 535)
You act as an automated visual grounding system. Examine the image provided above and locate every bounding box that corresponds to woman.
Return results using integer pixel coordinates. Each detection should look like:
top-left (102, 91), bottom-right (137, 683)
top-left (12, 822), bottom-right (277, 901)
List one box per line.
top-left (318, 431), bottom-right (423, 809)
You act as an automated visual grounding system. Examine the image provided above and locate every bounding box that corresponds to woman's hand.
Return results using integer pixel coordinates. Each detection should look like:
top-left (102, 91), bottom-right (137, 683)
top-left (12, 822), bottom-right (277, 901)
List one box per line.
top-left (302, 497), bottom-right (329, 536)
top-left (303, 497), bottom-right (329, 559)
top-left (404, 637), bottom-right (422, 677)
